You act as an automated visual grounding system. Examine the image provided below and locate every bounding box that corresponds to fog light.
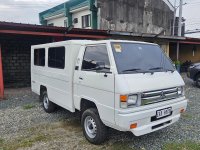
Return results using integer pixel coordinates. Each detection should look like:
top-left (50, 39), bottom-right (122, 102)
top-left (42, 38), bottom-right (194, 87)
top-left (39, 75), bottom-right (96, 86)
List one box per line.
top-left (130, 123), bottom-right (137, 129)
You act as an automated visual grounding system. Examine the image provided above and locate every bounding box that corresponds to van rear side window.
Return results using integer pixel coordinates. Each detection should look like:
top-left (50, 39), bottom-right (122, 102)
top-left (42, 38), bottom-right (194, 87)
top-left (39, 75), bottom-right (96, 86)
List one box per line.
top-left (48, 47), bottom-right (65, 69)
top-left (34, 48), bottom-right (45, 66)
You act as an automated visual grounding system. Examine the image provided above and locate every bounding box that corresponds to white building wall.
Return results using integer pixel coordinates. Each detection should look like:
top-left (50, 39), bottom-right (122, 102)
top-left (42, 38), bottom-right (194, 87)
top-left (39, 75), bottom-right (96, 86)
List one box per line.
top-left (72, 9), bottom-right (91, 29)
top-left (47, 16), bottom-right (67, 27)
top-left (44, 8), bottom-right (92, 29)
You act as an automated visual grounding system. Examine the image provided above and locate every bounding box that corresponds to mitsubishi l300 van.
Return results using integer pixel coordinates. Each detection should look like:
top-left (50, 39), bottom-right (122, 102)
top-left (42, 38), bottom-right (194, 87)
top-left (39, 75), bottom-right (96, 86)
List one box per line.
top-left (31, 40), bottom-right (188, 144)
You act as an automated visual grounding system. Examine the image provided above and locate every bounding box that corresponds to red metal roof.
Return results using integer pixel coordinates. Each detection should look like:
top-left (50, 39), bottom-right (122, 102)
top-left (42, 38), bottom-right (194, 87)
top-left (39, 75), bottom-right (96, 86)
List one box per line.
top-left (1, 21), bottom-right (200, 43)
top-left (179, 37), bottom-right (200, 45)
top-left (0, 21), bottom-right (109, 39)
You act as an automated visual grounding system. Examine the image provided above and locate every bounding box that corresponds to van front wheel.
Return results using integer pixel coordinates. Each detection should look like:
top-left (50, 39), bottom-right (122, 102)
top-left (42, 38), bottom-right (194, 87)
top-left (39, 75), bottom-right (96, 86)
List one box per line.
top-left (42, 91), bottom-right (56, 113)
top-left (196, 74), bottom-right (200, 88)
top-left (81, 108), bottom-right (107, 144)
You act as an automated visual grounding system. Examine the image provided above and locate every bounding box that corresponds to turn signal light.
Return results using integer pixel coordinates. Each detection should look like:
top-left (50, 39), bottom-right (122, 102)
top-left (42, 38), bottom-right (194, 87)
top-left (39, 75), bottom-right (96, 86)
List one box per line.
top-left (180, 108), bottom-right (185, 113)
top-left (120, 95), bottom-right (128, 102)
top-left (130, 123), bottom-right (137, 129)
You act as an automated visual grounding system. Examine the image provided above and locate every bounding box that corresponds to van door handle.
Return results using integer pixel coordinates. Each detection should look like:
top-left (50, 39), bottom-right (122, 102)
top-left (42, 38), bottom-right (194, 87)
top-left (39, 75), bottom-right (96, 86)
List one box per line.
top-left (79, 77), bottom-right (83, 80)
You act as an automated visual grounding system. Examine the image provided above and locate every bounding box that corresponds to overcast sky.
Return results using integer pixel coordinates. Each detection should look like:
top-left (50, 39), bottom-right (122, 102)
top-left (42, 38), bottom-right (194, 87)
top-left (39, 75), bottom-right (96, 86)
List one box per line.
top-left (0, 0), bottom-right (200, 38)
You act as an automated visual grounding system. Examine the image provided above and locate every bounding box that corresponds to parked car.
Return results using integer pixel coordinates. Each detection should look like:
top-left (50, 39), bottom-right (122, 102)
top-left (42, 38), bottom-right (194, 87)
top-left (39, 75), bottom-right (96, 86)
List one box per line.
top-left (31, 40), bottom-right (188, 144)
top-left (188, 62), bottom-right (200, 87)
top-left (181, 61), bottom-right (193, 73)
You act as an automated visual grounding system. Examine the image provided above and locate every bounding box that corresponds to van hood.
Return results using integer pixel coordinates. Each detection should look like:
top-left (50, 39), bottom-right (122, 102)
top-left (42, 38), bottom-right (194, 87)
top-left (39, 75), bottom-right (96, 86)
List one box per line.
top-left (115, 71), bottom-right (185, 94)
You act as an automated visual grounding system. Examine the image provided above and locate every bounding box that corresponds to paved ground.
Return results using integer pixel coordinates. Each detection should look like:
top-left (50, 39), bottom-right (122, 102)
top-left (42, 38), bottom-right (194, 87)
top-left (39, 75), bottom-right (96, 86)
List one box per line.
top-left (0, 74), bottom-right (200, 150)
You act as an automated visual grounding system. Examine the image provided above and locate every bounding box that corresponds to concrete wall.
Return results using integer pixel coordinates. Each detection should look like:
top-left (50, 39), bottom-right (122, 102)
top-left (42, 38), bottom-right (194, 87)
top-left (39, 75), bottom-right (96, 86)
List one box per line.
top-left (47, 16), bottom-right (67, 27)
top-left (2, 43), bottom-right (31, 88)
top-left (158, 42), bottom-right (170, 57)
top-left (98, 0), bottom-right (174, 35)
top-left (0, 36), bottom-right (51, 88)
top-left (45, 9), bottom-right (92, 28)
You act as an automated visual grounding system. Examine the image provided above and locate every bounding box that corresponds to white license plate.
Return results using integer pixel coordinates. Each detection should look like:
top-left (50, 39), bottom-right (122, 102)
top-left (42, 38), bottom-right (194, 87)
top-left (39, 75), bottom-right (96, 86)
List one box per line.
top-left (156, 107), bottom-right (172, 119)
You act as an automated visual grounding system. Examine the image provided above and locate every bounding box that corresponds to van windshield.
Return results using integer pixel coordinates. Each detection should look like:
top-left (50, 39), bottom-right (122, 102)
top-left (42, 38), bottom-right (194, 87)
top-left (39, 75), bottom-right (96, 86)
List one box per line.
top-left (111, 42), bottom-right (175, 74)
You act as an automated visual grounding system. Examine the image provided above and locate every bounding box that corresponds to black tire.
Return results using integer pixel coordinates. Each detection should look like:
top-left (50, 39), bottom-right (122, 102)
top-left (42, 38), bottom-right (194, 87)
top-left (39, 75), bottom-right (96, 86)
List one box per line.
top-left (196, 74), bottom-right (200, 88)
top-left (41, 91), bottom-right (56, 113)
top-left (81, 108), bottom-right (107, 145)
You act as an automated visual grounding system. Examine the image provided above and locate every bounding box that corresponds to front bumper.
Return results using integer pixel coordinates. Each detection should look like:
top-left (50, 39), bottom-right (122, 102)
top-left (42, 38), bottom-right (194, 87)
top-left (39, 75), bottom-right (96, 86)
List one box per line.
top-left (115, 98), bottom-right (188, 136)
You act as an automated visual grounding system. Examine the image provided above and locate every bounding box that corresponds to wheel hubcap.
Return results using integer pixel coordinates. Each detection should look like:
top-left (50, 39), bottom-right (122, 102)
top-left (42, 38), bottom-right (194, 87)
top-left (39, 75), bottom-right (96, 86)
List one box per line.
top-left (84, 116), bottom-right (97, 138)
top-left (43, 95), bottom-right (49, 109)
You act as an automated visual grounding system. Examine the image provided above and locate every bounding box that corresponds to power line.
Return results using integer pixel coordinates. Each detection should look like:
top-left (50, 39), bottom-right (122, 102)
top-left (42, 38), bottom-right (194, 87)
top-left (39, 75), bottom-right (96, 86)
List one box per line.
top-left (186, 2), bottom-right (200, 5)
top-left (187, 23), bottom-right (200, 26)
top-left (185, 29), bottom-right (200, 34)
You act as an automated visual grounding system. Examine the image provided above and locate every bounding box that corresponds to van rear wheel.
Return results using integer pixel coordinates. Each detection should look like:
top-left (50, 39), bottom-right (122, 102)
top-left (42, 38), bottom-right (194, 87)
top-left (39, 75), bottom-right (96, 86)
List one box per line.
top-left (81, 108), bottom-right (107, 145)
top-left (42, 91), bottom-right (56, 113)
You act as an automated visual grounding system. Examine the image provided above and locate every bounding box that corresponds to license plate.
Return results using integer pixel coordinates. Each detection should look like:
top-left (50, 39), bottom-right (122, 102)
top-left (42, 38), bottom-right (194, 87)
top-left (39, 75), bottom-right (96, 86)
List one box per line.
top-left (156, 107), bottom-right (172, 119)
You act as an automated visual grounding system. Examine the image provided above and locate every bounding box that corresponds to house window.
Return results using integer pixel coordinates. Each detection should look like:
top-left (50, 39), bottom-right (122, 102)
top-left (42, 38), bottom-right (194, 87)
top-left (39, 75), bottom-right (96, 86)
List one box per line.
top-left (34, 48), bottom-right (45, 66)
top-left (48, 23), bottom-right (54, 26)
top-left (73, 18), bottom-right (78, 24)
top-left (48, 47), bottom-right (65, 69)
top-left (82, 14), bottom-right (91, 28)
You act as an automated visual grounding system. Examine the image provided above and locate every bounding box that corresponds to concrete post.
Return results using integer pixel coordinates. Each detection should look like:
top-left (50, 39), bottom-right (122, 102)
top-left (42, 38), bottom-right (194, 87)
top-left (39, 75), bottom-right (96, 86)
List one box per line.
top-left (178, 0), bottom-right (183, 36)
top-left (0, 44), bottom-right (4, 99)
top-left (172, 0), bottom-right (177, 36)
top-left (176, 42), bottom-right (180, 61)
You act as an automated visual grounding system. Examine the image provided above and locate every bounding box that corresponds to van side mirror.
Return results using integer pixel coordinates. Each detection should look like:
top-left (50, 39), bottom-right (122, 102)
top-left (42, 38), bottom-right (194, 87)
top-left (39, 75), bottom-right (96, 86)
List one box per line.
top-left (96, 61), bottom-right (105, 71)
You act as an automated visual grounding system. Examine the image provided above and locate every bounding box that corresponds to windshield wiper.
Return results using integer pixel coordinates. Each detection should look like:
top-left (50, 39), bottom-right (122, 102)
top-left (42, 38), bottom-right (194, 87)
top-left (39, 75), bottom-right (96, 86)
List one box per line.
top-left (149, 67), bottom-right (175, 73)
top-left (149, 67), bottom-right (163, 71)
top-left (122, 68), bottom-right (154, 74)
top-left (122, 68), bottom-right (142, 73)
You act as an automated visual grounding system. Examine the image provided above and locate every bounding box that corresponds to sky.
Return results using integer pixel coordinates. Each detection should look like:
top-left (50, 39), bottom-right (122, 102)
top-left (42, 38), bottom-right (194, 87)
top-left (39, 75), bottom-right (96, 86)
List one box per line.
top-left (169, 0), bottom-right (200, 38)
top-left (0, 0), bottom-right (200, 38)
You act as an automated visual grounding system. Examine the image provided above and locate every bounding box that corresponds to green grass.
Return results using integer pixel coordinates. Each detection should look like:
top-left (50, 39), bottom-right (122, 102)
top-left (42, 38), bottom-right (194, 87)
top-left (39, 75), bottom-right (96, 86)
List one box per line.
top-left (0, 138), bottom-right (4, 144)
top-left (1, 134), bottom-right (49, 150)
top-left (163, 141), bottom-right (200, 150)
top-left (1, 120), bottom-right (82, 150)
top-left (110, 142), bottom-right (133, 150)
top-left (181, 113), bottom-right (193, 119)
top-left (0, 138), bottom-right (4, 150)
top-left (23, 104), bottom-right (36, 110)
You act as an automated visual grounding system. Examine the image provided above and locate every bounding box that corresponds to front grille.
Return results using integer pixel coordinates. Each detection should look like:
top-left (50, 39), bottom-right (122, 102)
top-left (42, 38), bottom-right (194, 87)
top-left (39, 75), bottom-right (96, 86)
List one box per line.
top-left (141, 87), bottom-right (179, 105)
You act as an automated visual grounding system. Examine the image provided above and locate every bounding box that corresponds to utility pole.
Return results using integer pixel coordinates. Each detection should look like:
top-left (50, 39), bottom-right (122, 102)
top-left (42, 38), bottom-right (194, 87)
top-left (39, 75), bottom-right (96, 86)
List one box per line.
top-left (172, 0), bottom-right (177, 36)
top-left (178, 0), bottom-right (183, 36)
top-left (176, 0), bottom-right (183, 61)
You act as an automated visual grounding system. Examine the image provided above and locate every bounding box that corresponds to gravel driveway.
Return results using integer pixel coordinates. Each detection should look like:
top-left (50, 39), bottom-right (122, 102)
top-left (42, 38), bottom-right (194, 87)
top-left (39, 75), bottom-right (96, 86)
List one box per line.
top-left (0, 74), bottom-right (200, 150)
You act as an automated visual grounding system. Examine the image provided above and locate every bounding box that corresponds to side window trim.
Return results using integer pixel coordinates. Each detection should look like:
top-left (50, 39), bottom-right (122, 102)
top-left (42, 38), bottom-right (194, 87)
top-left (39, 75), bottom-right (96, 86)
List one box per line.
top-left (48, 46), bottom-right (66, 69)
top-left (34, 48), bottom-right (45, 67)
top-left (81, 44), bottom-right (111, 72)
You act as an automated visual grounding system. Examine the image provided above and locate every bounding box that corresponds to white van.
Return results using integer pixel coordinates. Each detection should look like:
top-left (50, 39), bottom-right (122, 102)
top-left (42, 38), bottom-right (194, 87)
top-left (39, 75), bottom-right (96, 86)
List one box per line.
top-left (31, 40), bottom-right (187, 144)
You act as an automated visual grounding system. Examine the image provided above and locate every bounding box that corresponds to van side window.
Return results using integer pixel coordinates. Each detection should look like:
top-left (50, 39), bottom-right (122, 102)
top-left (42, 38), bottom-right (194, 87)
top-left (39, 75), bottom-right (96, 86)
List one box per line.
top-left (82, 45), bottom-right (110, 71)
top-left (34, 48), bottom-right (45, 66)
top-left (48, 47), bottom-right (65, 69)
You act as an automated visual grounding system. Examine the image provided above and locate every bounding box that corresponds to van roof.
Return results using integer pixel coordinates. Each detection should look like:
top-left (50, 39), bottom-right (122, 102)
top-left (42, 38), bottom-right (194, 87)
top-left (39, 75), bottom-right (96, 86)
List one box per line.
top-left (31, 40), bottom-right (157, 48)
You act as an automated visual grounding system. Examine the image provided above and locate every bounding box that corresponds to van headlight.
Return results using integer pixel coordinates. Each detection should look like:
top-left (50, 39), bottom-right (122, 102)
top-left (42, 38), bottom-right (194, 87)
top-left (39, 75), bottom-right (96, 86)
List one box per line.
top-left (127, 95), bottom-right (138, 106)
top-left (178, 87), bottom-right (184, 96)
top-left (120, 94), bottom-right (139, 108)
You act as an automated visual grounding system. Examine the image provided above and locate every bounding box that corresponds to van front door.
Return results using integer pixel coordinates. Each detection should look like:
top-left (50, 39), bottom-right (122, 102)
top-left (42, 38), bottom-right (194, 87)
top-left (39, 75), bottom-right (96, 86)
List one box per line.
top-left (74, 44), bottom-right (115, 125)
